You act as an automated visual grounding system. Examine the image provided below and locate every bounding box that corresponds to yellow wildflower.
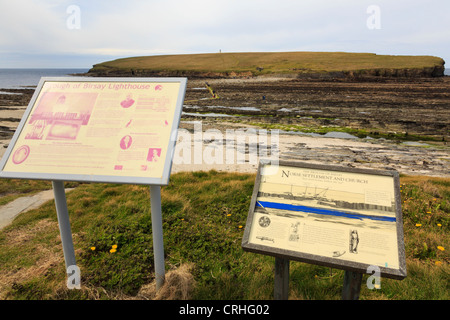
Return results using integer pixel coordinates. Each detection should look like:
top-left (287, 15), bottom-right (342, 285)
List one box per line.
top-left (415, 223), bottom-right (422, 227)
top-left (112, 244), bottom-right (118, 249)
top-left (238, 225), bottom-right (243, 229)
top-left (90, 247), bottom-right (96, 251)
top-left (437, 224), bottom-right (442, 227)
top-left (227, 214), bottom-right (231, 217)
top-left (435, 261), bottom-right (442, 266)
top-left (110, 248), bottom-right (117, 253)
top-left (437, 246), bottom-right (445, 251)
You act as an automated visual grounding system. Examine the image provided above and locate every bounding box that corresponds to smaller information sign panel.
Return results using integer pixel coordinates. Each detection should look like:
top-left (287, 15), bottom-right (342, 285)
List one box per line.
top-left (0, 77), bottom-right (187, 185)
top-left (242, 160), bottom-right (407, 280)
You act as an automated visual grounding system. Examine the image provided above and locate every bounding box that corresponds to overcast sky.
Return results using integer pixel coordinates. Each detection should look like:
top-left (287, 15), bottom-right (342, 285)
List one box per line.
top-left (1, 0), bottom-right (449, 68)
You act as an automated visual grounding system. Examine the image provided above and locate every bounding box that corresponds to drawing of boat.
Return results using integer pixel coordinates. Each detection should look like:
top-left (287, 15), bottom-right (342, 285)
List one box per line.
top-left (333, 250), bottom-right (346, 257)
top-left (258, 182), bottom-right (395, 219)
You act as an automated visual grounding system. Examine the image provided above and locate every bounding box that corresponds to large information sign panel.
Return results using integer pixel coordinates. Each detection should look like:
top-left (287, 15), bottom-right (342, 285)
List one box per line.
top-left (242, 160), bottom-right (407, 280)
top-left (0, 77), bottom-right (187, 185)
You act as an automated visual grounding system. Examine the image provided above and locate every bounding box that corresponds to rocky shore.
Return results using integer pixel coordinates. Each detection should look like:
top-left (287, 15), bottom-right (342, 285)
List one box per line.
top-left (0, 76), bottom-right (448, 177)
top-left (186, 77), bottom-right (449, 140)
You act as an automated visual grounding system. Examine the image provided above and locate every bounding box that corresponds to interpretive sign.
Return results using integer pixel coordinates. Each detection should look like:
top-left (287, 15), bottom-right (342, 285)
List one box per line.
top-left (0, 77), bottom-right (187, 290)
top-left (0, 77), bottom-right (187, 185)
top-left (242, 160), bottom-right (407, 280)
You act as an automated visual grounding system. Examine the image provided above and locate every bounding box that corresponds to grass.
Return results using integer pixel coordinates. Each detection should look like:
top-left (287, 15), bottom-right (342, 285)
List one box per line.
top-left (90, 52), bottom-right (444, 76)
top-left (0, 172), bottom-right (448, 300)
top-left (222, 118), bottom-right (445, 143)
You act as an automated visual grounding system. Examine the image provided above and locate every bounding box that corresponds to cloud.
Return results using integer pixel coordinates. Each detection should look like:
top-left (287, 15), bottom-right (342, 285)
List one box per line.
top-left (0, 0), bottom-right (449, 67)
top-left (0, 1), bottom-right (58, 51)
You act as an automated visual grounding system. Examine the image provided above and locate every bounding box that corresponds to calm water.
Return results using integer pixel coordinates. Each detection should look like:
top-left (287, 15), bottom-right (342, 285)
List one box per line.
top-left (0, 68), bottom-right (89, 89)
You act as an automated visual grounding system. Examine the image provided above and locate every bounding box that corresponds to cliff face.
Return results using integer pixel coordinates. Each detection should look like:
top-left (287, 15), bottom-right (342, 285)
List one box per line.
top-left (344, 64), bottom-right (445, 78)
top-left (87, 67), bottom-right (255, 79)
top-left (87, 65), bottom-right (445, 79)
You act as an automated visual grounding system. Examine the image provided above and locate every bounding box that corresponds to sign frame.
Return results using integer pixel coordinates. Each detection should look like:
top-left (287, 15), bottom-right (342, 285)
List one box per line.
top-left (242, 160), bottom-right (407, 280)
top-left (0, 77), bottom-right (187, 186)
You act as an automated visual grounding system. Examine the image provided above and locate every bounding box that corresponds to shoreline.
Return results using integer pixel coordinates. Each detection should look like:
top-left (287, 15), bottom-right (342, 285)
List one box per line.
top-left (0, 76), bottom-right (448, 178)
top-left (0, 105), bottom-right (448, 178)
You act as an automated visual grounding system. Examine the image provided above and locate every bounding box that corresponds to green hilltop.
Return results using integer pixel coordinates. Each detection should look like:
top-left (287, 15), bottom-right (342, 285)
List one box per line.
top-left (88, 51), bottom-right (445, 78)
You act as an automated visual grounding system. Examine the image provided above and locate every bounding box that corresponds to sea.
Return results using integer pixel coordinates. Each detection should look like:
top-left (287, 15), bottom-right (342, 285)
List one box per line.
top-left (0, 68), bottom-right (90, 90)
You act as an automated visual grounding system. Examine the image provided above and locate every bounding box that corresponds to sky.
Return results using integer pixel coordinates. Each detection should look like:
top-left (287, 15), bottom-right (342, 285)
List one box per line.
top-left (0, 0), bottom-right (449, 69)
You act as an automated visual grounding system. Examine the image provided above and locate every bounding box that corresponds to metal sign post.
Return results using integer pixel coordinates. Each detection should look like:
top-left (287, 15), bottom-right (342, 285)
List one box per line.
top-left (52, 180), bottom-right (76, 270)
top-left (150, 185), bottom-right (165, 290)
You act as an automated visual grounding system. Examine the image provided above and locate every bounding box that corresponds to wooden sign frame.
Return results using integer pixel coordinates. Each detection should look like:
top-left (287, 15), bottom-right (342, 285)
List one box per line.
top-left (242, 160), bottom-right (407, 280)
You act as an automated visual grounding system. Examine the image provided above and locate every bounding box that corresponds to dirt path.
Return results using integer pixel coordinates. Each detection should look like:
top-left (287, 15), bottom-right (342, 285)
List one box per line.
top-left (0, 188), bottom-right (74, 230)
